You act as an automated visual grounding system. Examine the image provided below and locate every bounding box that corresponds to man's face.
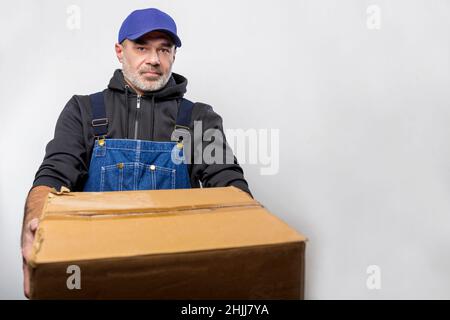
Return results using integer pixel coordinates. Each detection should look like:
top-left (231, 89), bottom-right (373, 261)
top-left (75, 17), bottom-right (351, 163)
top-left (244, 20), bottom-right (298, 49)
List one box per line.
top-left (115, 31), bottom-right (176, 93)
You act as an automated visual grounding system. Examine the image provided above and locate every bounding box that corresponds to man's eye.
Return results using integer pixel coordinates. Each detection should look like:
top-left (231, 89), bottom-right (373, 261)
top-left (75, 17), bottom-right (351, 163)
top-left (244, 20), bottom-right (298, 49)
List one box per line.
top-left (159, 48), bottom-right (170, 54)
top-left (137, 47), bottom-right (146, 51)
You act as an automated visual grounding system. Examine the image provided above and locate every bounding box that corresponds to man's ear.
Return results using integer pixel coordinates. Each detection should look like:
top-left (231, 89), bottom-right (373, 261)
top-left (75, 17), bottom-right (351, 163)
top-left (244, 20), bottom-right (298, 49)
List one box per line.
top-left (115, 42), bottom-right (124, 63)
top-left (172, 48), bottom-right (176, 62)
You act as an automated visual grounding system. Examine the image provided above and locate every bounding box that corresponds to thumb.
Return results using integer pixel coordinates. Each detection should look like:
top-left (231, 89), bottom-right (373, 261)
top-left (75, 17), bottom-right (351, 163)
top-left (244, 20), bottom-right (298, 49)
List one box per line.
top-left (28, 218), bottom-right (39, 233)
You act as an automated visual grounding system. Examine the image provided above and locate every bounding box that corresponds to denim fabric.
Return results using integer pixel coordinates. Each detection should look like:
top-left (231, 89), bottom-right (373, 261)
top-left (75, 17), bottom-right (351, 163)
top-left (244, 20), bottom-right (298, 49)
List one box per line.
top-left (83, 139), bottom-right (191, 191)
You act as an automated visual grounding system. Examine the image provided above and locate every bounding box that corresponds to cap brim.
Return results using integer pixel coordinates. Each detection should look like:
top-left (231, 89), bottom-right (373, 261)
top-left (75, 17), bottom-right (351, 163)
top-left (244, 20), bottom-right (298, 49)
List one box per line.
top-left (127, 28), bottom-right (182, 47)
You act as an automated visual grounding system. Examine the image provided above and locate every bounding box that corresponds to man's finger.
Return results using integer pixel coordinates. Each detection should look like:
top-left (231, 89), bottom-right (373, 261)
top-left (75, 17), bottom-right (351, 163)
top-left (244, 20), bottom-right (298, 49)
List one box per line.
top-left (22, 234), bottom-right (34, 262)
top-left (28, 218), bottom-right (39, 233)
top-left (22, 218), bottom-right (39, 262)
top-left (23, 261), bottom-right (30, 299)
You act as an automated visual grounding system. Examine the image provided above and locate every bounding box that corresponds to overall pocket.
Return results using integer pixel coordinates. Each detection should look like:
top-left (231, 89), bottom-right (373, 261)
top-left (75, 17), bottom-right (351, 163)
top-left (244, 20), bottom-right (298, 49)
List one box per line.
top-left (137, 163), bottom-right (176, 190)
top-left (100, 162), bottom-right (176, 191)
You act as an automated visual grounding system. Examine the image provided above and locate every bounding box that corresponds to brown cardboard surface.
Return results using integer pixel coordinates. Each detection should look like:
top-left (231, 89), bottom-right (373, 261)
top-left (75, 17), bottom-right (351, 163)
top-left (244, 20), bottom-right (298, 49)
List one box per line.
top-left (31, 242), bottom-right (305, 299)
top-left (29, 186), bottom-right (307, 299)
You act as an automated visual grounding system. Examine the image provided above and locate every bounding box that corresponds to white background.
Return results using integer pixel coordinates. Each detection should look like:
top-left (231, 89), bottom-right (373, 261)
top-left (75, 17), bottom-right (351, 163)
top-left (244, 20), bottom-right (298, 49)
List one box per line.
top-left (1, 0), bottom-right (449, 299)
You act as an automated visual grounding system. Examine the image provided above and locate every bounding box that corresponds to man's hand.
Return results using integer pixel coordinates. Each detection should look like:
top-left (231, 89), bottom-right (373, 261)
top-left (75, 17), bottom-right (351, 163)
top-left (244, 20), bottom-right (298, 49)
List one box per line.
top-left (21, 185), bottom-right (52, 299)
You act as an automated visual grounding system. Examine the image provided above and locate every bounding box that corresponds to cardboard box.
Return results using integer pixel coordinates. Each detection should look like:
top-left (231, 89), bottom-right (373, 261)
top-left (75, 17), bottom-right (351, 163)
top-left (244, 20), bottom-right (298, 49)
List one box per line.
top-left (29, 186), bottom-right (307, 299)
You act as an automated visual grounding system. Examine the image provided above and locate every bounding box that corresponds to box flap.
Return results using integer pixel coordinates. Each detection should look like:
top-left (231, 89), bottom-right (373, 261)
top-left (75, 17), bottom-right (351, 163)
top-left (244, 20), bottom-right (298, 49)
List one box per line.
top-left (43, 186), bottom-right (257, 216)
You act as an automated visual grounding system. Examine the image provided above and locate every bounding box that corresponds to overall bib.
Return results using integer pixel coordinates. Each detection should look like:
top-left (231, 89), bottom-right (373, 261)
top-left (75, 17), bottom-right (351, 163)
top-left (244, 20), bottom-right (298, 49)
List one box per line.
top-left (83, 92), bottom-right (192, 192)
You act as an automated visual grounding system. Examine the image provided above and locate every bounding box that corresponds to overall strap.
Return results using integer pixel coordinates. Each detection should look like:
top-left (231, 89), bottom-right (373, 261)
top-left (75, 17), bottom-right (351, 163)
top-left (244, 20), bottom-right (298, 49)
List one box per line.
top-left (89, 91), bottom-right (108, 138)
top-left (172, 98), bottom-right (194, 143)
top-left (175, 98), bottom-right (194, 129)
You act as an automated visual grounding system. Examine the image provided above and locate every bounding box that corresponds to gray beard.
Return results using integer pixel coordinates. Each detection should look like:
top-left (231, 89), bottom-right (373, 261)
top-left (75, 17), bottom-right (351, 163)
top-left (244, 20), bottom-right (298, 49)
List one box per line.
top-left (122, 59), bottom-right (172, 92)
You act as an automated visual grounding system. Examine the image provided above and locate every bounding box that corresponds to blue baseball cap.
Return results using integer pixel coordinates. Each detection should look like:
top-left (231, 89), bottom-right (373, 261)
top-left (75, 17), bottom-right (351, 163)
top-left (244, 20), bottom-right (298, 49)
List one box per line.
top-left (118, 8), bottom-right (181, 47)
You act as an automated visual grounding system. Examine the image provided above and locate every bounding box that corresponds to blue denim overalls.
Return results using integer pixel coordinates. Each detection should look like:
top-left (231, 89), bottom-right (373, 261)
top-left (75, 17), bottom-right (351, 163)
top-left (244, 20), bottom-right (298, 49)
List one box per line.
top-left (83, 92), bottom-right (192, 192)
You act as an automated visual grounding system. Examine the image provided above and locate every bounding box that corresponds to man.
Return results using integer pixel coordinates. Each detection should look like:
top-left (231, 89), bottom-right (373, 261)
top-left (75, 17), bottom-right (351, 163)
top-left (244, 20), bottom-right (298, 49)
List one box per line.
top-left (21, 8), bottom-right (251, 298)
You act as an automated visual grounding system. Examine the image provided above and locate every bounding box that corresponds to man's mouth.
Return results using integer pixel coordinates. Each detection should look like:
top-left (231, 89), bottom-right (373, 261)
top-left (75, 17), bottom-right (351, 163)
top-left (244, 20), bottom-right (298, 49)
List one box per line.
top-left (141, 71), bottom-right (161, 76)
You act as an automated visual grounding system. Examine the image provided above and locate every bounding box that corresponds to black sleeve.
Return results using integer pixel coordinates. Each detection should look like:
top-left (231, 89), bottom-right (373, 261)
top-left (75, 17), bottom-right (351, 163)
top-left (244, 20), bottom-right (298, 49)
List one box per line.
top-left (190, 104), bottom-right (253, 197)
top-left (32, 96), bottom-right (89, 191)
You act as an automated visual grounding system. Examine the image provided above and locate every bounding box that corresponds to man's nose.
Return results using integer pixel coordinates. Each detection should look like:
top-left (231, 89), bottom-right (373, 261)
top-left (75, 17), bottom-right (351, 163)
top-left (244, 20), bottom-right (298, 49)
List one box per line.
top-left (144, 49), bottom-right (160, 65)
